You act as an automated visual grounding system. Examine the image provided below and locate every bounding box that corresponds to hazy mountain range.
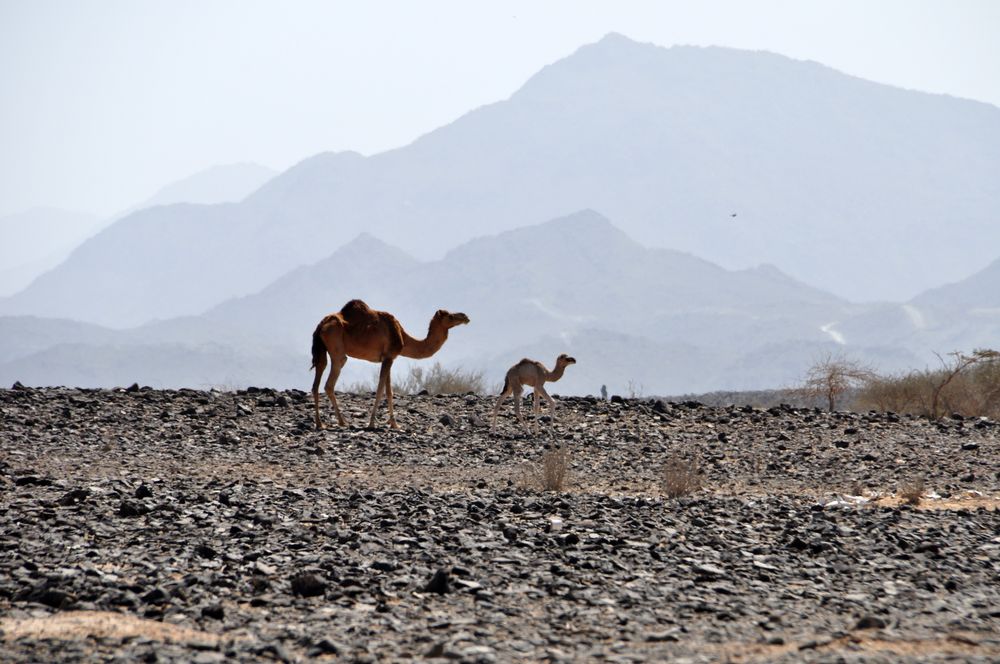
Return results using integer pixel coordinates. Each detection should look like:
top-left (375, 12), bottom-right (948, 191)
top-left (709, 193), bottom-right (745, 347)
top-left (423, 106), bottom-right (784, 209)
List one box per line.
top-left (1, 34), bottom-right (997, 395)
top-left (115, 162), bottom-right (276, 218)
top-left (1, 209), bottom-right (994, 395)
top-left (0, 208), bottom-right (104, 297)
top-left (0, 162), bottom-right (275, 298)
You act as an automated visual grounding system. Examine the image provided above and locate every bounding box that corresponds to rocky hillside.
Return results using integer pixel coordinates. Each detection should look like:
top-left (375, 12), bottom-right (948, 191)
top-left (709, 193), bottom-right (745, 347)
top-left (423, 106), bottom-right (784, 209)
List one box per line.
top-left (2, 386), bottom-right (998, 662)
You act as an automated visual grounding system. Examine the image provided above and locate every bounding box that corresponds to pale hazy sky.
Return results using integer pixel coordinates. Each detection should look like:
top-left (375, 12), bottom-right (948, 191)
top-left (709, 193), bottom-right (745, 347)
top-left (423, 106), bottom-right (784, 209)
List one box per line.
top-left (1, 0), bottom-right (998, 218)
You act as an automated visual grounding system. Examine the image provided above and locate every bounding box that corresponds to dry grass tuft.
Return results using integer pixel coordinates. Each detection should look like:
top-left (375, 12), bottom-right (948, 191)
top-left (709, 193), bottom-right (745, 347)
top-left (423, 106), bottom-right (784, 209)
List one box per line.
top-left (395, 362), bottom-right (486, 395)
top-left (661, 454), bottom-right (702, 499)
top-left (524, 446), bottom-right (571, 492)
top-left (898, 476), bottom-right (926, 506)
top-left (348, 362), bottom-right (485, 395)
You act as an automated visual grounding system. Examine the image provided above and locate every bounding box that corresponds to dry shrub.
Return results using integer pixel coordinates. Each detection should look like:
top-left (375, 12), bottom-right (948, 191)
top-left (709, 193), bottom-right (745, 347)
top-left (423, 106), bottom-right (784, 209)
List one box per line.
top-left (854, 372), bottom-right (933, 414)
top-left (661, 454), bottom-right (702, 499)
top-left (898, 477), bottom-right (925, 506)
top-left (854, 349), bottom-right (1000, 419)
top-left (347, 362), bottom-right (485, 396)
top-left (394, 362), bottom-right (485, 395)
top-left (524, 447), bottom-right (571, 492)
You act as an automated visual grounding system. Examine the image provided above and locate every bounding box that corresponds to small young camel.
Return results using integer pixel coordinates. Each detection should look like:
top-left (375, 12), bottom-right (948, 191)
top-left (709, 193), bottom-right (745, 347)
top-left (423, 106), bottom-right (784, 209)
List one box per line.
top-left (491, 354), bottom-right (576, 433)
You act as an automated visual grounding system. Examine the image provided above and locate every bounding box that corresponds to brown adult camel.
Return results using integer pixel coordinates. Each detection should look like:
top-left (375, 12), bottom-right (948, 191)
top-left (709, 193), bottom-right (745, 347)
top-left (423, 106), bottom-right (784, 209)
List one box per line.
top-left (491, 353), bottom-right (577, 433)
top-left (310, 299), bottom-right (470, 429)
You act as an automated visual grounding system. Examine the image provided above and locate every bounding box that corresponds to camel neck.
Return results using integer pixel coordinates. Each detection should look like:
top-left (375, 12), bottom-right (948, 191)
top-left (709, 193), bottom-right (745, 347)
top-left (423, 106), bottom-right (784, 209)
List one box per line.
top-left (546, 363), bottom-right (568, 382)
top-left (400, 321), bottom-right (448, 359)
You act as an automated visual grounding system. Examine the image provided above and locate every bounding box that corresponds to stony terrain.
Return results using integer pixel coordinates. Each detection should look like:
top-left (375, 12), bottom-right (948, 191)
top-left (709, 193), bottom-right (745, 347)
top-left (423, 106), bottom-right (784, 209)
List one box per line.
top-left (1, 385), bottom-right (999, 662)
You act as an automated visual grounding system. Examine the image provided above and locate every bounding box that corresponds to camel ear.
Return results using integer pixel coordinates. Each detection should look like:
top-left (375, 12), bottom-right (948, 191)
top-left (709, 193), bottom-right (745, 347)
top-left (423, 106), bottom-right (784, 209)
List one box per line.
top-left (435, 309), bottom-right (448, 318)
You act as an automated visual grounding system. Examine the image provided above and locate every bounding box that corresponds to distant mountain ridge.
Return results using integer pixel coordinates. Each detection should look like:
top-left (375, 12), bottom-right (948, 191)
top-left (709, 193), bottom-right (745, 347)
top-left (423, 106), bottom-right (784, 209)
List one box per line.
top-left (4, 33), bottom-right (999, 327)
top-left (0, 208), bottom-right (104, 296)
top-left (116, 162), bottom-right (276, 217)
top-left (0, 211), bottom-right (878, 393)
top-left (0, 162), bottom-right (276, 306)
top-left (3, 208), bottom-right (994, 393)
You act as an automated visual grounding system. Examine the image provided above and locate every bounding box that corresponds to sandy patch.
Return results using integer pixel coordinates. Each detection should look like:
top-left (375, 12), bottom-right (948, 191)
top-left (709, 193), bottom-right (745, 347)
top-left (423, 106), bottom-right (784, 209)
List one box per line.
top-left (871, 492), bottom-right (1000, 511)
top-left (0, 611), bottom-right (223, 645)
top-left (719, 632), bottom-right (998, 662)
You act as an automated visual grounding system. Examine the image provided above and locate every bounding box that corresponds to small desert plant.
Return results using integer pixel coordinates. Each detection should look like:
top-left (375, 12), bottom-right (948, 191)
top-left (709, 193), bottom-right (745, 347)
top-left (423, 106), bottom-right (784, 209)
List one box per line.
top-left (661, 454), bottom-right (702, 499)
top-left (626, 379), bottom-right (645, 399)
top-left (524, 446), bottom-right (571, 492)
top-left (898, 476), bottom-right (926, 506)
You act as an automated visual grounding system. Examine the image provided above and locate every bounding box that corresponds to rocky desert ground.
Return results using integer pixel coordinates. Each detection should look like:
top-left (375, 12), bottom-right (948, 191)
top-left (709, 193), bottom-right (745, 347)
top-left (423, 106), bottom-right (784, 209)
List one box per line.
top-left (1, 384), bottom-right (999, 662)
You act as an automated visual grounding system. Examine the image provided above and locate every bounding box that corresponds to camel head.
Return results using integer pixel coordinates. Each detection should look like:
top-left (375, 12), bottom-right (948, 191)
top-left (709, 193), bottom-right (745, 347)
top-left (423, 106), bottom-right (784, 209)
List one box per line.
top-left (433, 309), bottom-right (471, 330)
top-left (556, 353), bottom-right (577, 366)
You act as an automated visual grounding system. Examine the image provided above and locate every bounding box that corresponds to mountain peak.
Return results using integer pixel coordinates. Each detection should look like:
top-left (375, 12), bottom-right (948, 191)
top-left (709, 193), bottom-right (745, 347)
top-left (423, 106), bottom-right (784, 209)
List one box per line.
top-left (443, 209), bottom-right (635, 264)
top-left (338, 232), bottom-right (393, 251)
top-left (594, 31), bottom-right (641, 47)
top-left (323, 232), bottom-right (417, 267)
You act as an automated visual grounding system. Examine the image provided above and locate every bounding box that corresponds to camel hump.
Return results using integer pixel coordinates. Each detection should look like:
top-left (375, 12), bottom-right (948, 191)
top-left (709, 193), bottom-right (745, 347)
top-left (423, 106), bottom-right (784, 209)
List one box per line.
top-left (341, 299), bottom-right (372, 318)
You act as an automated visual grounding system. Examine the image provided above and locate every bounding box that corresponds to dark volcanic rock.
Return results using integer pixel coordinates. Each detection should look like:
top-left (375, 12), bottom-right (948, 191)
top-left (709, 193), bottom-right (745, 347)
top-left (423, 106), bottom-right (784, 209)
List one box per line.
top-left (1, 387), bottom-right (999, 663)
top-left (117, 501), bottom-right (150, 517)
top-left (855, 616), bottom-right (888, 630)
top-left (201, 603), bottom-right (225, 620)
top-left (425, 569), bottom-right (451, 594)
top-left (289, 572), bottom-right (327, 598)
top-left (57, 488), bottom-right (90, 505)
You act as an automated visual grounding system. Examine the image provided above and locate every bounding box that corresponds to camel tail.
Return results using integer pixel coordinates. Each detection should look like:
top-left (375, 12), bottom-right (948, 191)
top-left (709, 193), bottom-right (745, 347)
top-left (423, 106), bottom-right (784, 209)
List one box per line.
top-left (310, 322), bottom-right (327, 371)
top-left (500, 375), bottom-right (509, 395)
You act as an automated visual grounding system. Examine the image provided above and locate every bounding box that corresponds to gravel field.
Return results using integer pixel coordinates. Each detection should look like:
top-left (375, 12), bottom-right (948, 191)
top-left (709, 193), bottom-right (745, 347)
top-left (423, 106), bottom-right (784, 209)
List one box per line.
top-left (2, 385), bottom-right (999, 662)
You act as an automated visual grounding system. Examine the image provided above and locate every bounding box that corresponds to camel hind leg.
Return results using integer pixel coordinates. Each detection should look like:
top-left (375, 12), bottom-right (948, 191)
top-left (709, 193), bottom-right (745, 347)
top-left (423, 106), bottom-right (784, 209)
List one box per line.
top-left (385, 362), bottom-right (399, 429)
top-left (324, 355), bottom-right (348, 427)
top-left (531, 387), bottom-right (542, 433)
top-left (538, 385), bottom-right (557, 422)
top-left (312, 353), bottom-right (328, 429)
top-left (491, 382), bottom-right (514, 431)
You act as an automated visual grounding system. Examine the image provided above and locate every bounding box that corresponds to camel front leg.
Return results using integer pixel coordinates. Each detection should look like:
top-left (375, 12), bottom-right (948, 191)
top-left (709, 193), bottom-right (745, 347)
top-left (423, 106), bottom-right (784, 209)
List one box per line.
top-left (368, 358), bottom-right (392, 428)
top-left (385, 363), bottom-right (399, 430)
top-left (531, 388), bottom-right (542, 433)
top-left (539, 385), bottom-right (557, 422)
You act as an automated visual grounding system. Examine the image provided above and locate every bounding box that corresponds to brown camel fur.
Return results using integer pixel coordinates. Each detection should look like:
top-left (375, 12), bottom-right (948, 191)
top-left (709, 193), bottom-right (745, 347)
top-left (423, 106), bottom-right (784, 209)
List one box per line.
top-left (311, 300), bottom-right (470, 429)
top-left (491, 354), bottom-right (576, 433)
